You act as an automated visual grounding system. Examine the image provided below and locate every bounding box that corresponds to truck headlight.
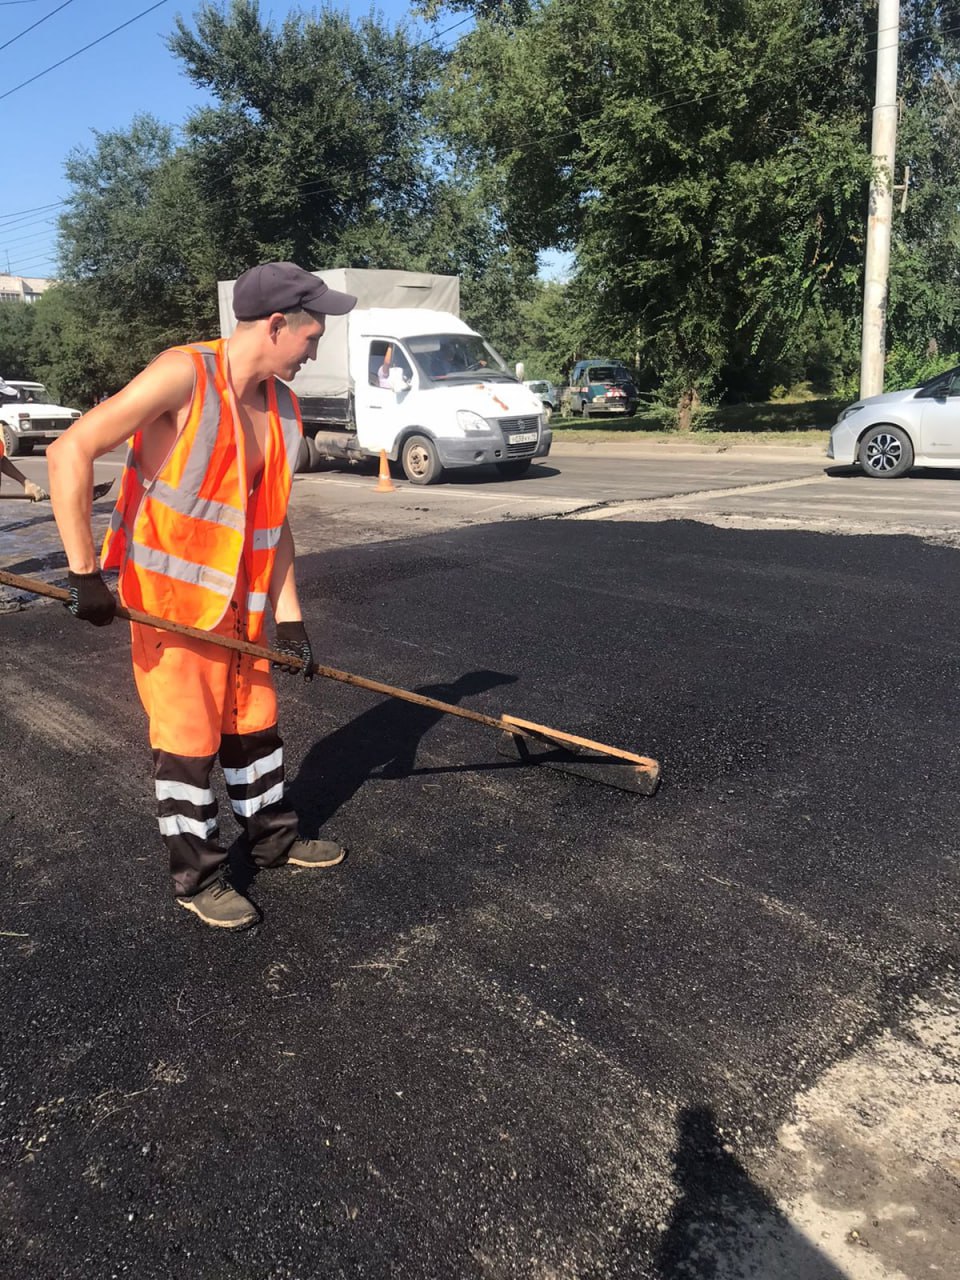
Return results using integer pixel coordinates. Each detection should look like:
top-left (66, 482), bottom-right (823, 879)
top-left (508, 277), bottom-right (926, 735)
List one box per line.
top-left (457, 410), bottom-right (491, 434)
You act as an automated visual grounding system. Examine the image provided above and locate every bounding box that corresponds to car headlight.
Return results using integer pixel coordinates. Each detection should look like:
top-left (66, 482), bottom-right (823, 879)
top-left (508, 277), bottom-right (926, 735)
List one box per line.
top-left (457, 410), bottom-right (491, 434)
top-left (838, 403), bottom-right (864, 422)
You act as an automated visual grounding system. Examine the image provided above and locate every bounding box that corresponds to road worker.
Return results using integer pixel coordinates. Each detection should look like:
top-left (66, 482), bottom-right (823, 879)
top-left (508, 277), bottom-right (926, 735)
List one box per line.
top-left (47, 262), bottom-right (358, 930)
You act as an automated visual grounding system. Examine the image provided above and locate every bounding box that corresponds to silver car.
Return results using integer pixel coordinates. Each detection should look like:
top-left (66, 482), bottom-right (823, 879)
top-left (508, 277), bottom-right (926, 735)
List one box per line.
top-left (828, 364), bottom-right (960, 477)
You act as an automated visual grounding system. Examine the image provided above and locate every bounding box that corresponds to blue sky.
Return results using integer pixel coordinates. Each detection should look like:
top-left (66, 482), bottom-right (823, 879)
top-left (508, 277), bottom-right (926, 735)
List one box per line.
top-left (0, 1), bottom-right (450, 278)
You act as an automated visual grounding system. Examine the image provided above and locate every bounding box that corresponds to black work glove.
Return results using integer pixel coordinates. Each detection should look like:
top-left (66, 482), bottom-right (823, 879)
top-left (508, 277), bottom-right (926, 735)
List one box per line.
top-left (65, 570), bottom-right (116, 627)
top-left (273, 620), bottom-right (314, 681)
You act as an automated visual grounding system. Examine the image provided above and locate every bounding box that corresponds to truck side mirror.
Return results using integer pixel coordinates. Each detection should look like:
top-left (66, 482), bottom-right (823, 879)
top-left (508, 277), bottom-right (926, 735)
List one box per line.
top-left (515, 362), bottom-right (525, 381)
top-left (388, 366), bottom-right (408, 394)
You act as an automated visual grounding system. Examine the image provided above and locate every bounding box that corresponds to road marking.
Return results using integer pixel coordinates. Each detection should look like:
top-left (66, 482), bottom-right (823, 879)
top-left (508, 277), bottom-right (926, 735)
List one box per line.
top-left (560, 473), bottom-right (825, 520)
top-left (295, 475), bottom-right (581, 504)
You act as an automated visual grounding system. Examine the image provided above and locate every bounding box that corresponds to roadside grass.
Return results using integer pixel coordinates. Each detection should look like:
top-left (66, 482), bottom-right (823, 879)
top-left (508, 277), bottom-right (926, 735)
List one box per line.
top-left (550, 397), bottom-right (840, 447)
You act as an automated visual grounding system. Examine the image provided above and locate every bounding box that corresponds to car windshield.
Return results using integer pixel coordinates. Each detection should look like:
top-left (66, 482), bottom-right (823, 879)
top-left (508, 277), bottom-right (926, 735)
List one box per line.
top-left (0, 383), bottom-right (45, 402)
top-left (528, 381), bottom-right (549, 394)
top-left (406, 334), bottom-right (514, 382)
top-left (918, 364), bottom-right (960, 397)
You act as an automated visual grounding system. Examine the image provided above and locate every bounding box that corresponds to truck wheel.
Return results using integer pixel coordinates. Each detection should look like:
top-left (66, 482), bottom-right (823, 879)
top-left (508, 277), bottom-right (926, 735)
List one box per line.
top-left (495, 459), bottom-right (532, 478)
top-left (296, 435), bottom-right (322, 473)
top-left (401, 434), bottom-right (443, 485)
top-left (1, 422), bottom-right (21, 457)
top-left (541, 404), bottom-right (553, 424)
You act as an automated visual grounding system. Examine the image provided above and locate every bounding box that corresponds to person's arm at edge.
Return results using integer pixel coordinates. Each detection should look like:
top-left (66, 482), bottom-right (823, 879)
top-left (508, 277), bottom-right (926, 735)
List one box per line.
top-left (268, 518), bottom-right (302, 624)
top-left (0, 454), bottom-right (29, 487)
top-left (47, 352), bottom-right (195, 574)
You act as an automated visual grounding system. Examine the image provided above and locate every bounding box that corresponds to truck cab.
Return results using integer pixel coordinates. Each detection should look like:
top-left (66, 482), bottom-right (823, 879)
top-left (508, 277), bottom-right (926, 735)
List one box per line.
top-left (349, 309), bottom-right (550, 483)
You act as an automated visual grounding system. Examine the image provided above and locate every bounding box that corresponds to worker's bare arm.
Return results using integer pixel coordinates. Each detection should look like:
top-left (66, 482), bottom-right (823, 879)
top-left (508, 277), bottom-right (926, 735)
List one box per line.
top-left (51, 352), bottom-right (195, 463)
top-left (48, 351), bottom-right (196, 575)
top-left (269, 518), bottom-right (302, 624)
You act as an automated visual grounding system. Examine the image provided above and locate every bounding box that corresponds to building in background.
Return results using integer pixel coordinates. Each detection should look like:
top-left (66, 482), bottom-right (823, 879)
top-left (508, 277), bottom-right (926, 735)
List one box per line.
top-left (0, 275), bottom-right (53, 304)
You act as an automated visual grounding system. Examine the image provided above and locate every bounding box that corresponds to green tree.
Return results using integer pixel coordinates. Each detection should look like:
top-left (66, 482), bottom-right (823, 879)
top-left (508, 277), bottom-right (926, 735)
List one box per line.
top-left (432, 0), bottom-right (960, 422)
top-left (52, 1), bottom-right (538, 385)
top-left (29, 284), bottom-right (125, 406)
top-left (0, 302), bottom-right (37, 380)
top-left (167, 0), bottom-right (445, 276)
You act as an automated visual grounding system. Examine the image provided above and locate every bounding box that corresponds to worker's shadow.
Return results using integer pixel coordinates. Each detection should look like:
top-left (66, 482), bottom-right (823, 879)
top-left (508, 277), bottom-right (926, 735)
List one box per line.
top-left (637, 1105), bottom-right (849, 1279)
top-left (229, 669), bottom-right (517, 887)
top-left (290, 668), bottom-right (517, 828)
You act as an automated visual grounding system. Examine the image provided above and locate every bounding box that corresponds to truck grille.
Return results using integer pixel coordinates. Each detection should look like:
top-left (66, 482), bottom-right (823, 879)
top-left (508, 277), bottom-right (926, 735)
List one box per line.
top-left (498, 415), bottom-right (540, 457)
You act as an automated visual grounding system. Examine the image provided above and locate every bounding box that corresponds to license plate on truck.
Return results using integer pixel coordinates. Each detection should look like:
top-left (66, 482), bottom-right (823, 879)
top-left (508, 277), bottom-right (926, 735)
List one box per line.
top-left (508, 431), bottom-right (538, 444)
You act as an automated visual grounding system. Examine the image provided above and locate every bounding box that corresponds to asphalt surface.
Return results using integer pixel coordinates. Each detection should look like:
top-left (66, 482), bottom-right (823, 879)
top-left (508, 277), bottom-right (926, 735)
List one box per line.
top-left (2, 468), bottom-right (960, 1277)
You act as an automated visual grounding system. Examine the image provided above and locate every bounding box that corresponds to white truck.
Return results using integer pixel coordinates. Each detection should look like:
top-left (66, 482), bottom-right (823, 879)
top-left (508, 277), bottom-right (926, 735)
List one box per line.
top-left (0, 379), bottom-right (81, 456)
top-left (217, 268), bottom-right (552, 484)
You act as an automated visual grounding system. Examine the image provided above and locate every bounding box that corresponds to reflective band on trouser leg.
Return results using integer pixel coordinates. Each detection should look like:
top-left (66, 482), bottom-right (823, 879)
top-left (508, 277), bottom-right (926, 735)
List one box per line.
top-left (154, 750), bottom-right (226, 897)
top-left (220, 726), bottom-right (298, 868)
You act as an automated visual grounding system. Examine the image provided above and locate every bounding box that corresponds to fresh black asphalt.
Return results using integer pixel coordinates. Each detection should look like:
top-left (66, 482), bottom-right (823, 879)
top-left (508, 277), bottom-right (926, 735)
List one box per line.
top-left (1, 516), bottom-right (958, 1278)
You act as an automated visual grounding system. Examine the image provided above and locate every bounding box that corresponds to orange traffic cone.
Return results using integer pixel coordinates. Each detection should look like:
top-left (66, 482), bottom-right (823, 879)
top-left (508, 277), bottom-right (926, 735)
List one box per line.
top-left (376, 449), bottom-right (396, 492)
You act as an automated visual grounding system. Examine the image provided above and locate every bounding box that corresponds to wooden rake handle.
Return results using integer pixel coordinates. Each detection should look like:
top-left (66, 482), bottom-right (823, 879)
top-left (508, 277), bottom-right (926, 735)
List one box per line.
top-left (0, 568), bottom-right (659, 777)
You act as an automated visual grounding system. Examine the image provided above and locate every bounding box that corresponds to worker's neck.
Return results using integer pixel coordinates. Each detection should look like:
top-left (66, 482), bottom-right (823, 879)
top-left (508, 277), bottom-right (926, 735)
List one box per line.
top-left (225, 330), bottom-right (271, 399)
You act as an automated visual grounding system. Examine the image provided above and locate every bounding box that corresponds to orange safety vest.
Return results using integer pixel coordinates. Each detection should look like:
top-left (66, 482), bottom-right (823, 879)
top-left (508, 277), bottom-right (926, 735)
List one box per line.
top-left (101, 339), bottom-right (303, 631)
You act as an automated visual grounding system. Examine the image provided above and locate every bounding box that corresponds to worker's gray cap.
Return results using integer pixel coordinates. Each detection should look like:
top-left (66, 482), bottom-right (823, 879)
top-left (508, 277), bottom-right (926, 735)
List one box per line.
top-left (232, 262), bottom-right (357, 320)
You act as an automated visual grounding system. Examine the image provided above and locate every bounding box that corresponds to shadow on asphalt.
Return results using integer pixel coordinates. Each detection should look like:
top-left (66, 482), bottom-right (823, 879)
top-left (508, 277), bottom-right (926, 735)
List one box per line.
top-left (230, 669), bottom-right (518, 890)
top-left (651, 1106), bottom-right (848, 1279)
top-left (441, 462), bottom-right (561, 485)
top-left (824, 464), bottom-right (960, 481)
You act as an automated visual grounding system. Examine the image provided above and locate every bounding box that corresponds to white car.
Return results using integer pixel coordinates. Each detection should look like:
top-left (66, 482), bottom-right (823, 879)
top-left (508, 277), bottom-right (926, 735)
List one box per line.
top-left (0, 379), bottom-right (81, 456)
top-left (828, 365), bottom-right (960, 477)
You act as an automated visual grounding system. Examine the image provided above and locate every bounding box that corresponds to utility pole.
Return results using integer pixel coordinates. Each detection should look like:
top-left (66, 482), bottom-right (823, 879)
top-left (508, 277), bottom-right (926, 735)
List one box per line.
top-left (860, 0), bottom-right (900, 398)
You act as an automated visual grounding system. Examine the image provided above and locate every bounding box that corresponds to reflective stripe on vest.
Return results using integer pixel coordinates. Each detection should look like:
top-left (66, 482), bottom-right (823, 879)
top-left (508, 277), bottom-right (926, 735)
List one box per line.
top-left (101, 339), bottom-right (303, 630)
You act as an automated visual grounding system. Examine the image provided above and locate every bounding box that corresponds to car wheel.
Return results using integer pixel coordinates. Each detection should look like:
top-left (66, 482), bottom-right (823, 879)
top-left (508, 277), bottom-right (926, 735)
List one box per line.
top-left (401, 433), bottom-right (443, 485)
top-left (1, 422), bottom-right (21, 457)
top-left (495, 459), bottom-right (532, 479)
top-left (858, 425), bottom-right (914, 478)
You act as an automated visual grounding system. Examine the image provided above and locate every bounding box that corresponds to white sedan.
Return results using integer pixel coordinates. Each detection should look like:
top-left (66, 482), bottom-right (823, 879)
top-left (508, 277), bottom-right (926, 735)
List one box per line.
top-left (829, 365), bottom-right (960, 477)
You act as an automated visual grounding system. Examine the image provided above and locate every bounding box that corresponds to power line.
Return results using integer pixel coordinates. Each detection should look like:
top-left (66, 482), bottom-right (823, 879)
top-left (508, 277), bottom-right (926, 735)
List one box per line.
top-left (0, 0), bottom-right (75, 55)
top-left (0, 0), bottom-right (171, 104)
top-left (0, 200), bottom-right (64, 223)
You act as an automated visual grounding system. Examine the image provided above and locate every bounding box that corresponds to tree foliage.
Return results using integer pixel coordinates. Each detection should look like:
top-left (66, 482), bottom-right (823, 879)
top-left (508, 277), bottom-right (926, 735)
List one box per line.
top-left (41, 0), bottom-right (960, 413)
top-left (46, 0), bottom-right (537, 400)
top-left (0, 302), bottom-right (37, 381)
top-left (434, 0), bottom-right (960, 418)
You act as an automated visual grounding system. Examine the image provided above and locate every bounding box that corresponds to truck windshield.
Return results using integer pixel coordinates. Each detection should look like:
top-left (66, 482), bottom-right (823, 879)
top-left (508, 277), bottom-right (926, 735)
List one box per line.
top-left (406, 334), bottom-right (513, 382)
top-left (587, 367), bottom-right (629, 383)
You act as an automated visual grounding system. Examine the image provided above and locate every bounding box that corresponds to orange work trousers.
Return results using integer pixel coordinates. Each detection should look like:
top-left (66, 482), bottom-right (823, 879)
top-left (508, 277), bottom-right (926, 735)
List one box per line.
top-left (130, 595), bottom-right (298, 897)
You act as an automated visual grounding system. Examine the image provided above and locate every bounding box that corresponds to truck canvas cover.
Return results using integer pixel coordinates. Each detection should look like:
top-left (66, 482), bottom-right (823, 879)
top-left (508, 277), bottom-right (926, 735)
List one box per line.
top-left (217, 268), bottom-right (460, 399)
